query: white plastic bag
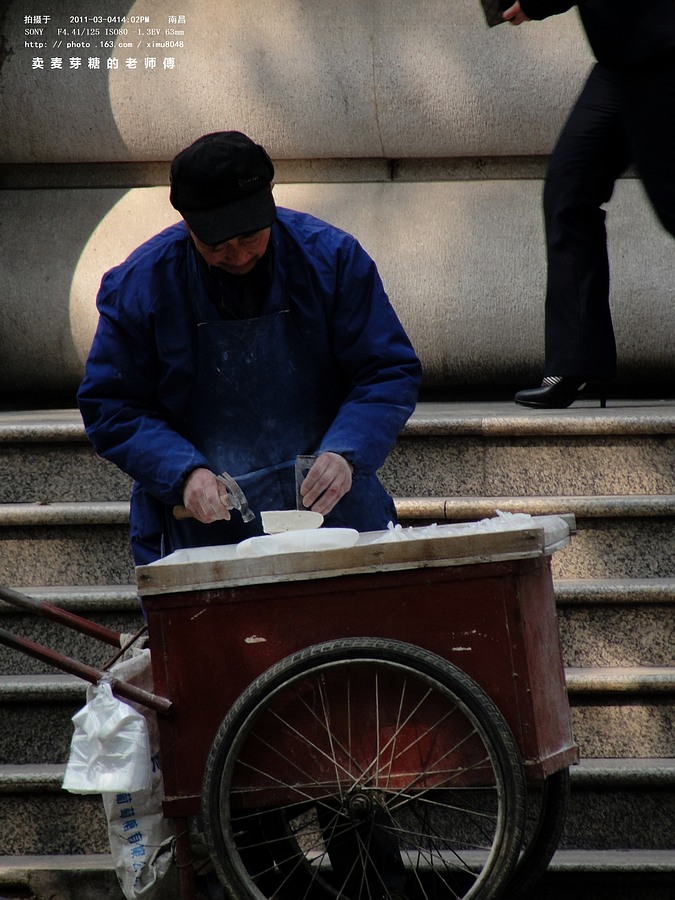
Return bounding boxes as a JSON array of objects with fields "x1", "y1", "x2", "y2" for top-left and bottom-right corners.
[
  {"x1": 101, "y1": 646, "x2": 178, "y2": 899},
  {"x1": 62, "y1": 677, "x2": 152, "y2": 794}
]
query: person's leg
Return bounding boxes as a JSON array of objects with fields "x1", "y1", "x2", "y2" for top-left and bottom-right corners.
[{"x1": 542, "y1": 64, "x2": 631, "y2": 378}]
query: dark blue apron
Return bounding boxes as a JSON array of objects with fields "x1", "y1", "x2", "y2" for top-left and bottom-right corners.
[{"x1": 161, "y1": 247, "x2": 396, "y2": 553}]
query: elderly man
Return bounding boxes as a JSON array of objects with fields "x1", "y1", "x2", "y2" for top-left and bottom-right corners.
[{"x1": 78, "y1": 131, "x2": 421, "y2": 563}]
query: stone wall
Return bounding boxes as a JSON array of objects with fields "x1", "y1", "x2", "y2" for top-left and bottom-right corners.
[{"x1": 1, "y1": 0, "x2": 673, "y2": 392}]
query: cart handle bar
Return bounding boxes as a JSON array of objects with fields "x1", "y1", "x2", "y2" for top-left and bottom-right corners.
[
  {"x1": 0, "y1": 626, "x2": 172, "y2": 715},
  {"x1": 0, "y1": 584, "x2": 121, "y2": 647}
]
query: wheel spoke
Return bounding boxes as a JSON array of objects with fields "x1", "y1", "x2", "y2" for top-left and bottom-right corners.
[{"x1": 202, "y1": 638, "x2": 526, "y2": 900}]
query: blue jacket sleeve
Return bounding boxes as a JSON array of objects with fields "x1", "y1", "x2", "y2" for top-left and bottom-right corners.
[
  {"x1": 314, "y1": 237, "x2": 422, "y2": 474},
  {"x1": 77, "y1": 249, "x2": 210, "y2": 505}
]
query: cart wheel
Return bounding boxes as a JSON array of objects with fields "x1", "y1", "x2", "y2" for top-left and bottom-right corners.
[
  {"x1": 504, "y1": 768, "x2": 570, "y2": 898},
  {"x1": 202, "y1": 638, "x2": 526, "y2": 900}
]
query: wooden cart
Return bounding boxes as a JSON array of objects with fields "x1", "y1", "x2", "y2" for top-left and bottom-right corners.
[
  {"x1": 139, "y1": 514, "x2": 578, "y2": 900},
  {"x1": 1, "y1": 514, "x2": 578, "y2": 900}
]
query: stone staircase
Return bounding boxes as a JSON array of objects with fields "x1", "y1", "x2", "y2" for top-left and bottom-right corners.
[{"x1": 0, "y1": 399, "x2": 673, "y2": 899}]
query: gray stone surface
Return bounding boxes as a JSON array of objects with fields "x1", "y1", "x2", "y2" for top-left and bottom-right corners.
[
  {"x1": 0, "y1": 859, "x2": 125, "y2": 900},
  {"x1": 556, "y1": 577, "x2": 675, "y2": 604},
  {"x1": 1, "y1": 769, "x2": 672, "y2": 856},
  {"x1": 558, "y1": 604, "x2": 675, "y2": 668},
  {"x1": 2, "y1": 179, "x2": 675, "y2": 390},
  {"x1": 0, "y1": 508, "x2": 671, "y2": 583},
  {"x1": 381, "y1": 434, "x2": 675, "y2": 498},
  {"x1": 0, "y1": 398, "x2": 671, "y2": 887},
  {"x1": 404, "y1": 399, "x2": 675, "y2": 435},
  {"x1": 0, "y1": 701, "x2": 81, "y2": 765},
  {"x1": 0, "y1": 523, "x2": 134, "y2": 586},
  {"x1": 0, "y1": 792, "x2": 109, "y2": 855},
  {"x1": 1, "y1": 855, "x2": 672, "y2": 900},
  {"x1": 551, "y1": 520, "x2": 675, "y2": 580},
  {"x1": 0, "y1": 609, "x2": 143, "y2": 676},
  {"x1": 570, "y1": 703, "x2": 675, "y2": 758},
  {"x1": 0, "y1": 186, "x2": 178, "y2": 391},
  {"x1": 1, "y1": 2, "x2": 674, "y2": 391},
  {"x1": 0, "y1": 0, "x2": 590, "y2": 163},
  {"x1": 0, "y1": 444, "x2": 131, "y2": 503},
  {"x1": 561, "y1": 790, "x2": 675, "y2": 851}
]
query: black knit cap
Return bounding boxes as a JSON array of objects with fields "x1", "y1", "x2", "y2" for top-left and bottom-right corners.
[{"x1": 170, "y1": 131, "x2": 276, "y2": 245}]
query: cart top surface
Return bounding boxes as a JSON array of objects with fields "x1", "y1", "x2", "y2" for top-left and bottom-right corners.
[{"x1": 136, "y1": 513, "x2": 574, "y2": 596}]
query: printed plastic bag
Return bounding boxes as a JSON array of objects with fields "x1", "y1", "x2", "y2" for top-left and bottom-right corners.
[
  {"x1": 62, "y1": 677, "x2": 152, "y2": 794},
  {"x1": 103, "y1": 787, "x2": 176, "y2": 899},
  {"x1": 101, "y1": 646, "x2": 178, "y2": 899}
]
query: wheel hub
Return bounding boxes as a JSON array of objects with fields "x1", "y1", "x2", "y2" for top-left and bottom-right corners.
[{"x1": 347, "y1": 790, "x2": 375, "y2": 820}]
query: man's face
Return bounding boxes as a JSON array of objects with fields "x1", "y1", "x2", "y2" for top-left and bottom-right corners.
[{"x1": 188, "y1": 226, "x2": 271, "y2": 275}]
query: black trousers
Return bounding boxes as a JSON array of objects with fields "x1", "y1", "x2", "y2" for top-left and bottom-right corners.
[{"x1": 542, "y1": 50, "x2": 675, "y2": 378}]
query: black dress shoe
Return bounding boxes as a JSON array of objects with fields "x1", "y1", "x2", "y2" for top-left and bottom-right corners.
[{"x1": 514, "y1": 376, "x2": 607, "y2": 409}]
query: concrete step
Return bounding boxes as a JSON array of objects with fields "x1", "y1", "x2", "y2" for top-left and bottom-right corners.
[
  {"x1": 556, "y1": 578, "x2": 675, "y2": 667},
  {"x1": 1, "y1": 579, "x2": 672, "y2": 674},
  {"x1": 566, "y1": 667, "x2": 675, "y2": 694},
  {"x1": 0, "y1": 764, "x2": 109, "y2": 856},
  {"x1": 0, "y1": 585, "x2": 142, "y2": 675},
  {"x1": 385, "y1": 433, "x2": 675, "y2": 500},
  {"x1": 400, "y1": 400, "x2": 675, "y2": 437},
  {"x1": 0, "y1": 584, "x2": 139, "y2": 613},
  {"x1": 3, "y1": 681, "x2": 668, "y2": 763},
  {"x1": 397, "y1": 494, "x2": 675, "y2": 518},
  {"x1": 0, "y1": 409, "x2": 130, "y2": 504},
  {"x1": 382, "y1": 399, "x2": 675, "y2": 498},
  {"x1": 537, "y1": 849, "x2": 675, "y2": 900},
  {"x1": 1, "y1": 402, "x2": 672, "y2": 585},
  {"x1": 0, "y1": 402, "x2": 671, "y2": 893},
  {"x1": 0, "y1": 503, "x2": 133, "y2": 586},
  {"x1": 1, "y1": 495, "x2": 674, "y2": 584},
  {"x1": 0, "y1": 759, "x2": 672, "y2": 858},
  {"x1": 0, "y1": 854, "x2": 121, "y2": 900},
  {"x1": 0, "y1": 850, "x2": 673, "y2": 900},
  {"x1": 0, "y1": 444, "x2": 131, "y2": 505},
  {"x1": 563, "y1": 759, "x2": 675, "y2": 852},
  {"x1": 396, "y1": 495, "x2": 675, "y2": 579},
  {"x1": 0, "y1": 676, "x2": 87, "y2": 766},
  {"x1": 566, "y1": 666, "x2": 675, "y2": 759},
  {"x1": 1, "y1": 668, "x2": 672, "y2": 765},
  {"x1": 2, "y1": 402, "x2": 675, "y2": 503}
]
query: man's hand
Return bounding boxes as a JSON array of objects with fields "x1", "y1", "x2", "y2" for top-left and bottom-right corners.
[
  {"x1": 503, "y1": 2, "x2": 530, "y2": 25},
  {"x1": 182, "y1": 467, "x2": 232, "y2": 523},
  {"x1": 299, "y1": 452, "x2": 353, "y2": 516}
]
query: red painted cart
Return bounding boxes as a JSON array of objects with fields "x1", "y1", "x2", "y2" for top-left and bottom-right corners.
[{"x1": 0, "y1": 514, "x2": 578, "y2": 900}]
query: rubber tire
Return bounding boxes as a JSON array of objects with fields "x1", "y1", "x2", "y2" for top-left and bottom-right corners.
[
  {"x1": 202, "y1": 637, "x2": 527, "y2": 900},
  {"x1": 504, "y1": 768, "x2": 570, "y2": 898}
]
